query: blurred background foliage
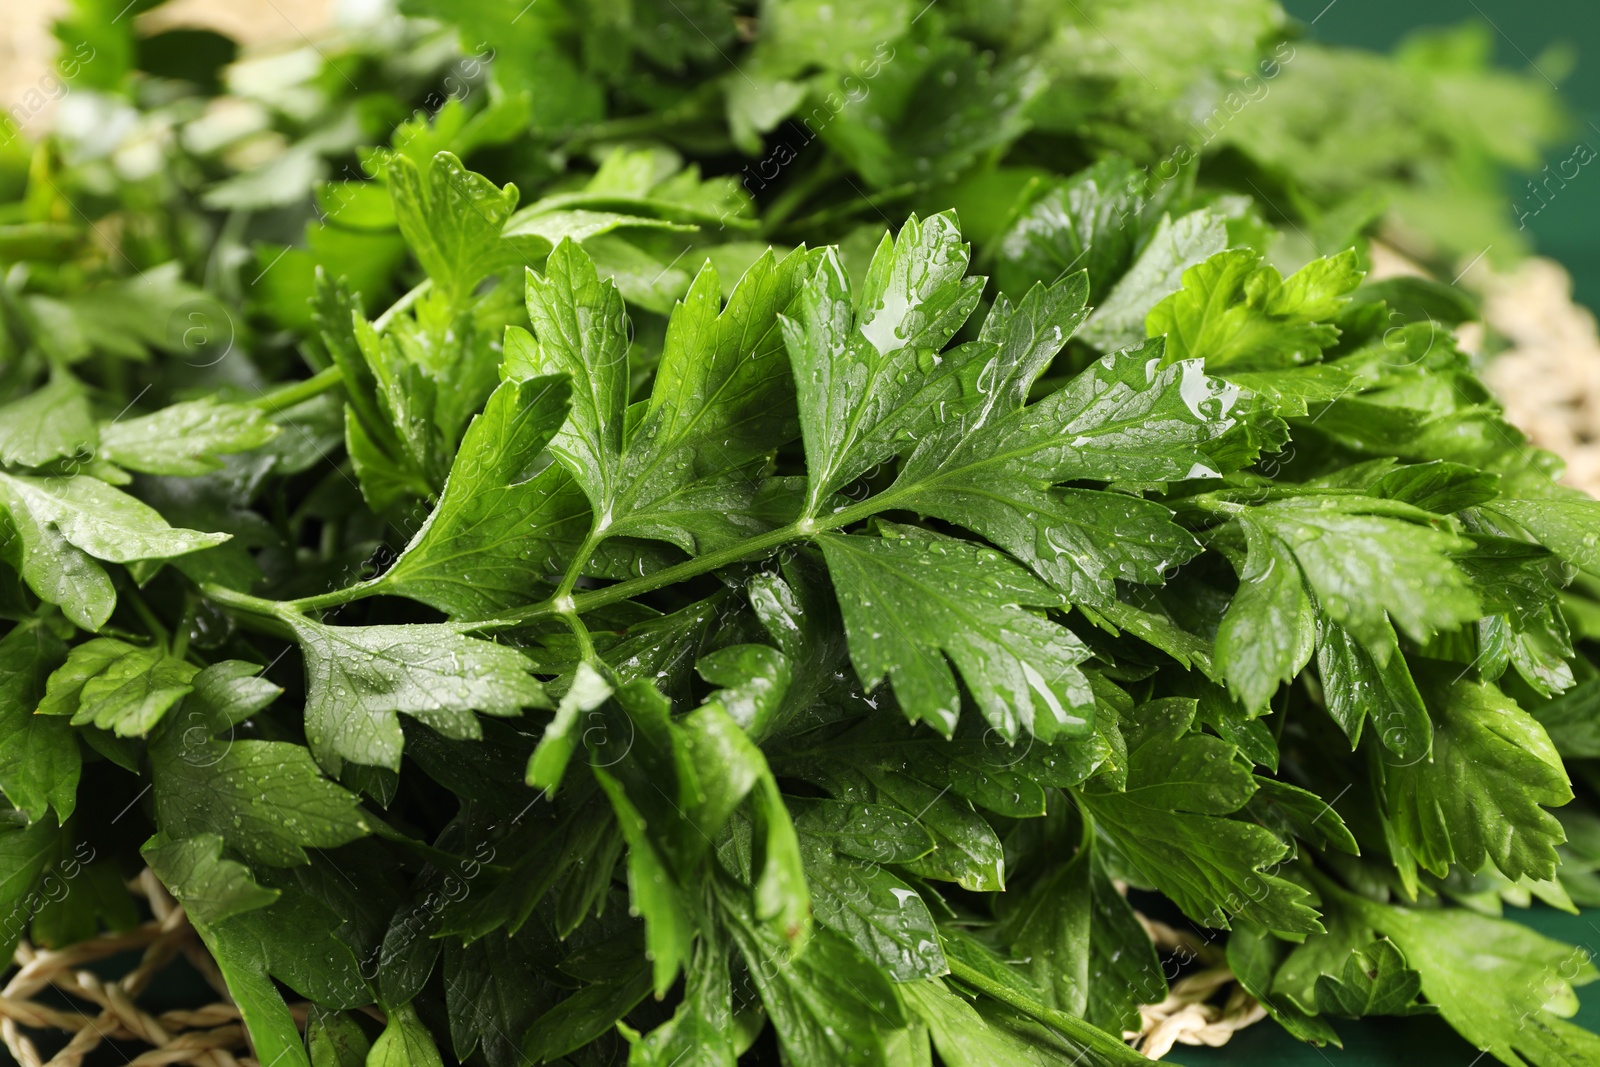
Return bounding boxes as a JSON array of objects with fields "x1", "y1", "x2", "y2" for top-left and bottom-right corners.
[
  {"x1": 0, "y1": 0, "x2": 1582, "y2": 325},
  {"x1": 1283, "y1": 0, "x2": 1599, "y2": 310}
]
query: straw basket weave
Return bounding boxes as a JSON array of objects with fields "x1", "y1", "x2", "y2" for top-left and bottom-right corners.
[{"x1": 0, "y1": 871, "x2": 294, "y2": 1067}]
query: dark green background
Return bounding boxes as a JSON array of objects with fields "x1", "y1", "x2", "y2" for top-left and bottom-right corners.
[
  {"x1": 1174, "y1": 5, "x2": 1600, "y2": 1063},
  {"x1": 1289, "y1": 0, "x2": 1600, "y2": 309},
  {"x1": 1172, "y1": 907, "x2": 1600, "y2": 1065}
]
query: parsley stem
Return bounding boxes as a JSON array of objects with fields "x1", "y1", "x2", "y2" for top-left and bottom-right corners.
[
  {"x1": 565, "y1": 522, "x2": 808, "y2": 616},
  {"x1": 203, "y1": 486, "x2": 893, "y2": 630},
  {"x1": 247, "y1": 279, "x2": 432, "y2": 415},
  {"x1": 125, "y1": 588, "x2": 170, "y2": 649},
  {"x1": 553, "y1": 524, "x2": 609, "y2": 602},
  {"x1": 195, "y1": 584, "x2": 300, "y2": 639},
  {"x1": 245, "y1": 281, "x2": 435, "y2": 417},
  {"x1": 202, "y1": 584, "x2": 293, "y2": 618},
  {"x1": 285, "y1": 576, "x2": 390, "y2": 614},
  {"x1": 562, "y1": 106, "x2": 705, "y2": 152},
  {"x1": 782, "y1": 178, "x2": 921, "y2": 234},
  {"x1": 1185, "y1": 494, "x2": 1249, "y2": 517},
  {"x1": 374, "y1": 279, "x2": 432, "y2": 331},
  {"x1": 250, "y1": 366, "x2": 342, "y2": 411},
  {"x1": 475, "y1": 493, "x2": 890, "y2": 629},
  {"x1": 467, "y1": 522, "x2": 812, "y2": 630},
  {"x1": 562, "y1": 612, "x2": 597, "y2": 662},
  {"x1": 760, "y1": 156, "x2": 844, "y2": 236},
  {"x1": 171, "y1": 594, "x2": 195, "y2": 660},
  {"x1": 241, "y1": 279, "x2": 435, "y2": 421}
]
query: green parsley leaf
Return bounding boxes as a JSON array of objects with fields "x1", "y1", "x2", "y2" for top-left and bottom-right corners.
[
  {"x1": 0, "y1": 622, "x2": 79, "y2": 823},
  {"x1": 1313, "y1": 938, "x2": 1434, "y2": 1018},
  {"x1": 1316, "y1": 616, "x2": 1432, "y2": 761},
  {"x1": 0, "y1": 473, "x2": 228, "y2": 630},
  {"x1": 1080, "y1": 210, "x2": 1229, "y2": 351},
  {"x1": 593, "y1": 763, "x2": 695, "y2": 998},
  {"x1": 150, "y1": 731, "x2": 370, "y2": 867},
  {"x1": 1147, "y1": 248, "x2": 1363, "y2": 370},
  {"x1": 1380, "y1": 668, "x2": 1572, "y2": 885},
  {"x1": 797, "y1": 824, "x2": 946, "y2": 982},
  {"x1": 884, "y1": 295, "x2": 1223, "y2": 608},
  {"x1": 1225, "y1": 925, "x2": 1341, "y2": 1047},
  {"x1": 443, "y1": 930, "x2": 553, "y2": 1067},
  {"x1": 370, "y1": 1002, "x2": 446, "y2": 1067},
  {"x1": 98, "y1": 399, "x2": 279, "y2": 476},
  {"x1": 718, "y1": 875, "x2": 905, "y2": 1067},
  {"x1": 142, "y1": 833, "x2": 281, "y2": 925},
  {"x1": 37, "y1": 637, "x2": 197, "y2": 737},
  {"x1": 284, "y1": 616, "x2": 549, "y2": 772},
  {"x1": 818, "y1": 523, "x2": 1094, "y2": 741},
  {"x1": 1218, "y1": 495, "x2": 1481, "y2": 669},
  {"x1": 177, "y1": 660, "x2": 282, "y2": 738},
  {"x1": 144, "y1": 831, "x2": 341, "y2": 1067},
  {"x1": 1215, "y1": 511, "x2": 1316, "y2": 712},
  {"x1": 782, "y1": 212, "x2": 983, "y2": 516},
  {"x1": 516, "y1": 240, "x2": 817, "y2": 556},
  {"x1": 1081, "y1": 699, "x2": 1322, "y2": 934},
  {"x1": 0, "y1": 375, "x2": 96, "y2": 467},
  {"x1": 997, "y1": 833, "x2": 1165, "y2": 1032},
  {"x1": 307, "y1": 1006, "x2": 372, "y2": 1067},
  {"x1": 379, "y1": 375, "x2": 574, "y2": 617},
  {"x1": 389, "y1": 151, "x2": 542, "y2": 307},
  {"x1": 993, "y1": 159, "x2": 1149, "y2": 298},
  {"x1": 1483, "y1": 496, "x2": 1600, "y2": 578},
  {"x1": 1339, "y1": 886, "x2": 1600, "y2": 1067},
  {"x1": 0, "y1": 817, "x2": 60, "y2": 959},
  {"x1": 525, "y1": 661, "x2": 612, "y2": 793}
]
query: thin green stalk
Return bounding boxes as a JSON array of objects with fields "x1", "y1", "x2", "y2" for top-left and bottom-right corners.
[
  {"x1": 205, "y1": 480, "x2": 901, "y2": 631},
  {"x1": 249, "y1": 366, "x2": 343, "y2": 411},
  {"x1": 553, "y1": 523, "x2": 610, "y2": 603},
  {"x1": 563, "y1": 521, "x2": 807, "y2": 616},
  {"x1": 562, "y1": 106, "x2": 704, "y2": 152},
  {"x1": 196, "y1": 585, "x2": 298, "y2": 638},
  {"x1": 202, "y1": 584, "x2": 285, "y2": 615},
  {"x1": 373, "y1": 279, "x2": 432, "y2": 331},
  {"x1": 1273, "y1": 683, "x2": 1292, "y2": 745},
  {"x1": 562, "y1": 611, "x2": 597, "y2": 663},
  {"x1": 284, "y1": 576, "x2": 392, "y2": 614},
  {"x1": 124, "y1": 588, "x2": 170, "y2": 649},
  {"x1": 1185, "y1": 494, "x2": 1249, "y2": 518},
  {"x1": 478, "y1": 491, "x2": 893, "y2": 629},
  {"x1": 171, "y1": 594, "x2": 195, "y2": 660},
  {"x1": 473, "y1": 521, "x2": 811, "y2": 630},
  {"x1": 252, "y1": 278, "x2": 433, "y2": 418},
  {"x1": 760, "y1": 156, "x2": 844, "y2": 237},
  {"x1": 782, "y1": 179, "x2": 921, "y2": 234}
]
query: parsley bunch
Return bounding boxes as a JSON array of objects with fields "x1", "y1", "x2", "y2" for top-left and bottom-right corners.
[{"x1": 1, "y1": 3, "x2": 1598, "y2": 1066}]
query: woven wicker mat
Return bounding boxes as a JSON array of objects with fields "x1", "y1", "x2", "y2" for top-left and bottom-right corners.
[{"x1": 0, "y1": 871, "x2": 287, "y2": 1067}]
